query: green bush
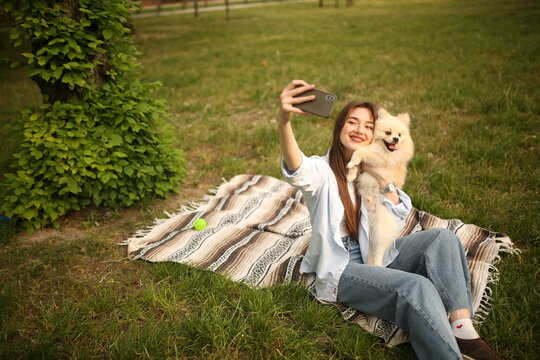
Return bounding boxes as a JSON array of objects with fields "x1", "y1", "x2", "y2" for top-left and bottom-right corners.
[{"x1": 1, "y1": 0, "x2": 185, "y2": 232}]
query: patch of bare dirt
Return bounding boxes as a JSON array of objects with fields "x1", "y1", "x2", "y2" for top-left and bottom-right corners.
[{"x1": 14, "y1": 183, "x2": 214, "y2": 246}]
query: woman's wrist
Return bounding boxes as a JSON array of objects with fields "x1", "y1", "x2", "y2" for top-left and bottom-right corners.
[
  {"x1": 278, "y1": 108, "x2": 291, "y2": 124},
  {"x1": 376, "y1": 176, "x2": 391, "y2": 189},
  {"x1": 380, "y1": 182, "x2": 397, "y2": 194},
  {"x1": 381, "y1": 182, "x2": 400, "y2": 205}
]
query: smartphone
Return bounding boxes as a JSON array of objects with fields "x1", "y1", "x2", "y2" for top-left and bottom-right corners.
[{"x1": 293, "y1": 86, "x2": 337, "y2": 118}]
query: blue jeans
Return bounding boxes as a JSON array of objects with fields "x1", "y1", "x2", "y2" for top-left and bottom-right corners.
[{"x1": 337, "y1": 228, "x2": 472, "y2": 360}]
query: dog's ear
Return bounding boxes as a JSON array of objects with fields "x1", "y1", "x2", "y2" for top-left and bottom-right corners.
[
  {"x1": 397, "y1": 113, "x2": 411, "y2": 126},
  {"x1": 378, "y1": 108, "x2": 389, "y2": 118}
]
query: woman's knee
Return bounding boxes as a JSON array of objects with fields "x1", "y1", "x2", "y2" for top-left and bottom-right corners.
[
  {"x1": 424, "y1": 227, "x2": 456, "y2": 240},
  {"x1": 428, "y1": 228, "x2": 462, "y2": 251}
]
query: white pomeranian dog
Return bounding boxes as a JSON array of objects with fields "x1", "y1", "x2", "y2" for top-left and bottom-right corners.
[{"x1": 346, "y1": 108, "x2": 414, "y2": 266}]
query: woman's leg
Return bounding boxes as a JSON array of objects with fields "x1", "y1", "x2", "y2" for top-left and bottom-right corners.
[
  {"x1": 388, "y1": 228, "x2": 473, "y2": 315},
  {"x1": 337, "y1": 262, "x2": 462, "y2": 360},
  {"x1": 388, "y1": 229, "x2": 501, "y2": 359}
]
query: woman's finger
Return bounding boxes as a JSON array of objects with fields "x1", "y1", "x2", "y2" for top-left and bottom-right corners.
[
  {"x1": 283, "y1": 104, "x2": 310, "y2": 115},
  {"x1": 288, "y1": 83, "x2": 315, "y2": 97},
  {"x1": 288, "y1": 79, "x2": 310, "y2": 90},
  {"x1": 290, "y1": 95, "x2": 316, "y2": 104}
]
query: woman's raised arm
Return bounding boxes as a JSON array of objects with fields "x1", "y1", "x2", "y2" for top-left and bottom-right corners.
[{"x1": 278, "y1": 80, "x2": 315, "y2": 172}]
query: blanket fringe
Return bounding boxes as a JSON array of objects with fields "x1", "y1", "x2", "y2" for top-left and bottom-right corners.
[
  {"x1": 473, "y1": 234, "x2": 519, "y2": 325},
  {"x1": 474, "y1": 263, "x2": 498, "y2": 324},
  {"x1": 118, "y1": 180, "x2": 227, "y2": 247}
]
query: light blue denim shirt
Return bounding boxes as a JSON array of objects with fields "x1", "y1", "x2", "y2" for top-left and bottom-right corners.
[{"x1": 281, "y1": 151, "x2": 412, "y2": 302}]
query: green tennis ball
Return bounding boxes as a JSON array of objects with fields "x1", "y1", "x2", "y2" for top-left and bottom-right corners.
[{"x1": 193, "y1": 218, "x2": 207, "y2": 231}]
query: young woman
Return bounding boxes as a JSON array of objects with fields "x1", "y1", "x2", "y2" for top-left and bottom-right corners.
[{"x1": 278, "y1": 79, "x2": 500, "y2": 360}]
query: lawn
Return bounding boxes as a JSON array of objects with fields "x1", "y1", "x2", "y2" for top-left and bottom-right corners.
[{"x1": 0, "y1": 0, "x2": 538, "y2": 358}]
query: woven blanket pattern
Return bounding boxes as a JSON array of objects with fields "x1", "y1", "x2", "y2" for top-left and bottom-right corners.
[{"x1": 125, "y1": 174, "x2": 517, "y2": 346}]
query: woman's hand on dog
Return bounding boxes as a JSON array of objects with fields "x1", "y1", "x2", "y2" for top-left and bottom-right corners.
[
  {"x1": 278, "y1": 80, "x2": 316, "y2": 123},
  {"x1": 363, "y1": 165, "x2": 401, "y2": 205},
  {"x1": 363, "y1": 165, "x2": 392, "y2": 187}
]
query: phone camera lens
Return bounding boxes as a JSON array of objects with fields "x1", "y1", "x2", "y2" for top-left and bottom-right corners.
[{"x1": 326, "y1": 95, "x2": 335, "y2": 101}]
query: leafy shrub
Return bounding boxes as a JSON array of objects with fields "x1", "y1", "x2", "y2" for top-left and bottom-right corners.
[{"x1": 1, "y1": 0, "x2": 185, "y2": 232}]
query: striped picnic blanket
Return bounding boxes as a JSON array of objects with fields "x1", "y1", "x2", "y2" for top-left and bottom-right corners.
[{"x1": 125, "y1": 174, "x2": 517, "y2": 346}]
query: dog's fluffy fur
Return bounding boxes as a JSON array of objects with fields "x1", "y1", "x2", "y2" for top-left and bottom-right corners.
[{"x1": 346, "y1": 108, "x2": 414, "y2": 266}]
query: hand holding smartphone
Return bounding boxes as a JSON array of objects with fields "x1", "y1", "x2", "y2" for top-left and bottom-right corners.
[{"x1": 292, "y1": 85, "x2": 337, "y2": 118}]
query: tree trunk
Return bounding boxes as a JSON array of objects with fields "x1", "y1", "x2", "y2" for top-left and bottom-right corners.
[{"x1": 31, "y1": 0, "x2": 111, "y2": 104}]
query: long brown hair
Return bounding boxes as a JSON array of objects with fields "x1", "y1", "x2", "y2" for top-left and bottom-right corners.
[{"x1": 328, "y1": 101, "x2": 378, "y2": 240}]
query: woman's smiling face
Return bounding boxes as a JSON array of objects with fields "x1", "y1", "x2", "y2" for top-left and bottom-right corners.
[{"x1": 339, "y1": 107, "x2": 374, "y2": 161}]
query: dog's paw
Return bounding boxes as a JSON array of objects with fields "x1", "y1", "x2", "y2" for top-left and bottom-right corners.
[
  {"x1": 346, "y1": 167, "x2": 358, "y2": 182},
  {"x1": 350, "y1": 151, "x2": 364, "y2": 165}
]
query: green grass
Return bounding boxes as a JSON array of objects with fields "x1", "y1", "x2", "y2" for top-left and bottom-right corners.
[{"x1": 0, "y1": 0, "x2": 539, "y2": 358}]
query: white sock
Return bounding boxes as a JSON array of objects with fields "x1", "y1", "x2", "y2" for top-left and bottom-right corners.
[{"x1": 451, "y1": 318, "x2": 480, "y2": 340}]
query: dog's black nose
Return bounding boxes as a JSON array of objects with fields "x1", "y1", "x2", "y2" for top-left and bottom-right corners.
[{"x1": 393, "y1": 137, "x2": 400, "y2": 143}]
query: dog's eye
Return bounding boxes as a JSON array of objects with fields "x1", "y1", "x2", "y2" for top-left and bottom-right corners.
[
  {"x1": 385, "y1": 131, "x2": 391, "y2": 135},
  {"x1": 398, "y1": 133, "x2": 401, "y2": 137}
]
